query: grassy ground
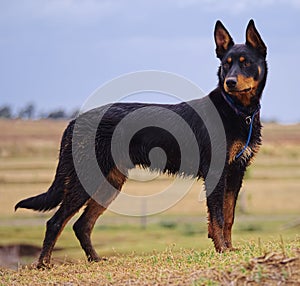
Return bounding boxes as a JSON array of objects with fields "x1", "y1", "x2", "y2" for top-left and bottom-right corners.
[
  {"x1": 1, "y1": 238, "x2": 300, "y2": 285},
  {"x1": 0, "y1": 119, "x2": 299, "y2": 285}
]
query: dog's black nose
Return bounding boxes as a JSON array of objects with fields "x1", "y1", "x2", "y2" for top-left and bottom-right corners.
[{"x1": 226, "y1": 77, "x2": 237, "y2": 88}]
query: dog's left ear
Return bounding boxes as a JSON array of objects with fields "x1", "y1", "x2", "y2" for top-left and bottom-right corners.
[
  {"x1": 246, "y1": 19, "x2": 267, "y2": 57},
  {"x1": 214, "y1": 20, "x2": 234, "y2": 59}
]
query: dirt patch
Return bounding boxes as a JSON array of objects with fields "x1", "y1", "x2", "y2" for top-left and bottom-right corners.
[{"x1": 0, "y1": 244, "x2": 41, "y2": 269}]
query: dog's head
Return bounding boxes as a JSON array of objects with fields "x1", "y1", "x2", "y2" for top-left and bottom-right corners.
[{"x1": 214, "y1": 20, "x2": 267, "y2": 107}]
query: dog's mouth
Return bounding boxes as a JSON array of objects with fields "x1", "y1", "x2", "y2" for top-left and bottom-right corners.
[
  {"x1": 225, "y1": 86, "x2": 254, "y2": 106},
  {"x1": 227, "y1": 87, "x2": 252, "y2": 94},
  {"x1": 240, "y1": 87, "x2": 252, "y2": 93}
]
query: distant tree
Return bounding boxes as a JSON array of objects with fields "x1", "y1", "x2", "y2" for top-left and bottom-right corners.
[
  {"x1": 47, "y1": 109, "x2": 67, "y2": 119},
  {"x1": 0, "y1": 106, "x2": 12, "y2": 118},
  {"x1": 18, "y1": 103, "x2": 35, "y2": 119},
  {"x1": 69, "y1": 108, "x2": 80, "y2": 119}
]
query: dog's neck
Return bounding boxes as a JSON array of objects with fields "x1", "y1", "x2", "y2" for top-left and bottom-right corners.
[{"x1": 221, "y1": 90, "x2": 261, "y2": 123}]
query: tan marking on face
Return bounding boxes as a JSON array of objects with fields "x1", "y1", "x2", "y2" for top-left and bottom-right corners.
[
  {"x1": 258, "y1": 66, "x2": 261, "y2": 76},
  {"x1": 227, "y1": 57, "x2": 232, "y2": 64},
  {"x1": 239, "y1": 56, "x2": 245, "y2": 62},
  {"x1": 224, "y1": 75, "x2": 259, "y2": 106},
  {"x1": 236, "y1": 74, "x2": 258, "y2": 91}
]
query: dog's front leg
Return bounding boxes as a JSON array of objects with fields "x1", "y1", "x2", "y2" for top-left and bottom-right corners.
[
  {"x1": 206, "y1": 176, "x2": 227, "y2": 252},
  {"x1": 223, "y1": 164, "x2": 245, "y2": 249},
  {"x1": 223, "y1": 189, "x2": 238, "y2": 249}
]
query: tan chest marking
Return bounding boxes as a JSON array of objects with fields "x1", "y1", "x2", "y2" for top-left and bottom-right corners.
[{"x1": 228, "y1": 140, "x2": 260, "y2": 164}]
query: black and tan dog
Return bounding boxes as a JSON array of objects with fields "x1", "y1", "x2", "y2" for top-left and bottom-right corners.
[{"x1": 16, "y1": 19, "x2": 267, "y2": 268}]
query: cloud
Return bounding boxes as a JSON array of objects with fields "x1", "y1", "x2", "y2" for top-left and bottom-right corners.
[
  {"x1": 2, "y1": 0, "x2": 300, "y2": 25},
  {"x1": 0, "y1": 0, "x2": 124, "y2": 26},
  {"x1": 39, "y1": 0, "x2": 122, "y2": 21},
  {"x1": 175, "y1": 0, "x2": 300, "y2": 13}
]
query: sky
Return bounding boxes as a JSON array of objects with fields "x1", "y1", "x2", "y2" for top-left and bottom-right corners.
[{"x1": 0, "y1": 0, "x2": 299, "y2": 123}]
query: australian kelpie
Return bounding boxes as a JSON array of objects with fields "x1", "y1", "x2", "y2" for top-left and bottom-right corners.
[{"x1": 16, "y1": 19, "x2": 267, "y2": 268}]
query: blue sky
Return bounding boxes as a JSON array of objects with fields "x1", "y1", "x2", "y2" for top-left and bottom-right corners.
[{"x1": 0, "y1": 0, "x2": 299, "y2": 123}]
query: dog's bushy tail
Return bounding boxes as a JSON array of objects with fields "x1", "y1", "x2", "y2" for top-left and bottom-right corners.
[
  {"x1": 15, "y1": 153, "x2": 67, "y2": 211},
  {"x1": 15, "y1": 120, "x2": 75, "y2": 212},
  {"x1": 15, "y1": 179, "x2": 64, "y2": 212}
]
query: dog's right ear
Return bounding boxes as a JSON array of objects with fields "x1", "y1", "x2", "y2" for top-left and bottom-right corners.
[
  {"x1": 246, "y1": 19, "x2": 267, "y2": 58},
  {"x1": 214, "y1": 20, "x2": 234, "y2": 60}
]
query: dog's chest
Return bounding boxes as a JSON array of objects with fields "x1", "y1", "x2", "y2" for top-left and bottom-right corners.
[{"x1": 228, "y1": 140, "x2": 260, "y2": 165}]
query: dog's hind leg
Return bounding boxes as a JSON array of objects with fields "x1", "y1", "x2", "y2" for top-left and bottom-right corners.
[
  {"x1": 37, "y1": 189, "x2": 90, "y2": 268},
  {"x1": 73, "y1": 167, "x2": 127, "y2": 262},
  {"x1": 73, "y1": 199, "x2": 106, "y2": 262}
]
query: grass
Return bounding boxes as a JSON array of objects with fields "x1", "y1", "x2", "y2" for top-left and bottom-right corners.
[
  {"x1": 0, "y1": 119, "x2": 300, "y2": 284},
  {"x1": 0, "y1": 215, "x2": 298, "y2": 255},
  {"x1": 0, "y1": 237, "x2": 299, "y2": 285}
]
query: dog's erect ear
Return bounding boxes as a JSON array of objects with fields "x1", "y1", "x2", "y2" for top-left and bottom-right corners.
[
  {"x1": 246, "y1": 19, "x2": 267, "y2": 57},
  {"x1": 214, "y1": 20, "x2": 234, "y2": 59}
]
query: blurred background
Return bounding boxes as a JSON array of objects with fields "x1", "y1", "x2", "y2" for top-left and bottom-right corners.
[
  {"x1": 0, "y1": 0, "x2": 300, "y2": 122},
  {"x1": 0, "y1": 0, "x2": 299, "y2": 269}
]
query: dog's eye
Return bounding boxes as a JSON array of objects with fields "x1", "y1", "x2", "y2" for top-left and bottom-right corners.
[
  {"x1": 223, "y1": 63, "x2": 230, "y2": 70},
  {"x1": 243, "y1": 61, "x2": 251, "y2": 68}
]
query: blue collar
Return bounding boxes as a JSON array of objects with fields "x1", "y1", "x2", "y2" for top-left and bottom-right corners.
[
  {"x1": 221, "y1": 91, "x2": 261, "y2": 159},
  {"x1": 221, "y1": 91, "x2": 261, "y2": 125}
]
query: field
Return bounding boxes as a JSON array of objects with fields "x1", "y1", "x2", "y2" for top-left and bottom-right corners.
[{"x1": 0, "y1": 119, "x2": 299, "y2": 285}]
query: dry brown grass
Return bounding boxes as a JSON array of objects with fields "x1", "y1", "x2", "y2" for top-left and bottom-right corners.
[{"x1": 1, "y1": 239, "x2": 299, "y2": 285}]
